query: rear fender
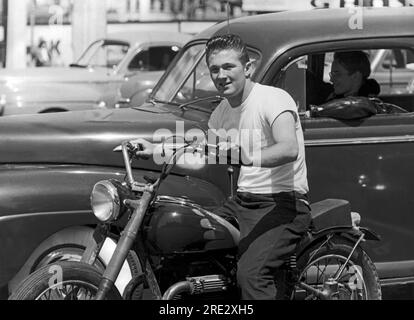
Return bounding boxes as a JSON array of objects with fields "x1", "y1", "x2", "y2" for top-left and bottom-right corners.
[{"x1": 298, "y1": 226, "x2": 381, "y2": 258}]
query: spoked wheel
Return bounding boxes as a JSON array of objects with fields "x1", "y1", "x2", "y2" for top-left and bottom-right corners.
[
  {"x1": 299, "y1": 254, "x2": 368, "y2": 300},
  {"x1": 9, "y1": 261, "x2": 122, "y2": 300},
  {"x1": 37, "y1": 280, "x2": 99, "y2": 300},
  {"x1": 295, "y1": 238, "x2": 382, "y2": 300}
]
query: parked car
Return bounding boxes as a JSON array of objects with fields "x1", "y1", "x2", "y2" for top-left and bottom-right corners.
[
  {"x1": 0, "y1": 31, "x2": 192, "y2": 116},
  {"x1": 1, "y1": 7, "x2": 414, "y2": 299}
]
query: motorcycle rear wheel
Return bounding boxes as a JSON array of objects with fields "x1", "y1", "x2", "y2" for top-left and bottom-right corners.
[
  {"x1": 9, "y1": 261, "x2": 122, "y2": 300},
  {"x1": 295, "y1": 237, "x2": 382, "y2": 300}
]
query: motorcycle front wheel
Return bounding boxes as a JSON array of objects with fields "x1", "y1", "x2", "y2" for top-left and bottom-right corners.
[
  {"x1": 9, "y1": 261, "x2": 122, "y2": 300},
  {"x1": 295, "y1": 237, "x2": 382, "y2": 300}
]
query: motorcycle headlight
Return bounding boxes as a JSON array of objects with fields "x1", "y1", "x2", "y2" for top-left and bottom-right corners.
[{"x1": 91, "y1": 180, "x2": 122, "y2": 222}]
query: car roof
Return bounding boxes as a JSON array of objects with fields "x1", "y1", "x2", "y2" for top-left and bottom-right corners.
[
  {"x1": 193, "y1": 7, "x2": 414, "y2": 59},
  {"x1": 105, "y1": 30, "x2": 193, "y2": 47}
]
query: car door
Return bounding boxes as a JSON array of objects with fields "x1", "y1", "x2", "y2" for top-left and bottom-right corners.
[{"x1": 265, "y1": 37, "x2": 414, "y2": 284}]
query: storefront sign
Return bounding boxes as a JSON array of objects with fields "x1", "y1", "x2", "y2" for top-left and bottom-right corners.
[{"x1": 242, "y1": 0, "x2": 413, "y2": 11}]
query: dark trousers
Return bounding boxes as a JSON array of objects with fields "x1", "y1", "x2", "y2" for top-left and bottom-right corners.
[{"x1": 216, "y1": 191, "x2": 312, "y2": 300}]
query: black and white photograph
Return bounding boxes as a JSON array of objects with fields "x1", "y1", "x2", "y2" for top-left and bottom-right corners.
[{"x1": 0, "y1": 0, "x2": 414, "y2": 308}]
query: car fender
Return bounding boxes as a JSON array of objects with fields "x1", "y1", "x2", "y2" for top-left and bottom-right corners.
[{"x1": 0, "y1": 82, "x2": 103, "y2": 116}]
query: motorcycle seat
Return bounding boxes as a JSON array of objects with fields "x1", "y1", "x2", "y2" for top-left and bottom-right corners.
[{"x1": 310, "y1": 199, "x2": 352, "y2": 231}]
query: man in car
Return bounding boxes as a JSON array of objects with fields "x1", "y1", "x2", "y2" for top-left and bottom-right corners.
[
  {"x1": 307, "y1": 51, "x2": 381, "y2": 106},
  {"x1": 133, "y1": 34, "x2": 311, "y2": 300},
  {"x1": 310, "y1": 51, "x2": 407, "y2": 118},
  {"x1": 327, "y1": 51, "x2": 380, "y2": 100}
]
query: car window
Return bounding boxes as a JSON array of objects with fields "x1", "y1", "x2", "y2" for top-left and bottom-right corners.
[
  {"x1": 173, "y1": 52, "x2": 219, "y2": 104},
  {"x1": 106, "y1": 45, "x2": 129, "y2": 68},
  {"x1": 277, "y1": 47, "x2": 414, "y2": 119},
  {"x1": 128, "y1": 45, "x2": 181, "y2": 72},
  {"x1": 76, "y1": 41, "x2": 130, "y2": 68},
  {"x1": 370, "y1": 49, "x2": 414, "y2": 95},
  {"x1": 153, "y1": 44, "x2": 206, "y2": 102},
  {"x1": 374, "y1": 49, "x2": 414, "y2": 71},
  {"x1": 275, "y1": 56, "x2": 308, "y2": 114}
]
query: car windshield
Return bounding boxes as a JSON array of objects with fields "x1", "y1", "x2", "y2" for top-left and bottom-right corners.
[
  {"x1": 152, "y1": 44, "x2": 210, "y2": 103},
  {"x1": 152, "y1": 43, "x2": 260, "y2": 110},
  {"x1": 75, "y1": 40, "x2": 130, "y2": 69}
]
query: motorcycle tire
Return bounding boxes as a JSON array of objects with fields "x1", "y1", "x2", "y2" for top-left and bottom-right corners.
[
  {"x1": 9, "y1": 261, "x2": 122, "y2": 300},
  {"x1": 9, "y1": 226, "x2": 140, "y2": 296},
  {"x1": 296, "y1": 236, "x2": 382, "y2": 300}
]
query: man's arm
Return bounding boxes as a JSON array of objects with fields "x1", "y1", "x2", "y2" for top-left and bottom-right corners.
[{"x1": 247, "y1": 111, "x2": 299, "y2": 168}]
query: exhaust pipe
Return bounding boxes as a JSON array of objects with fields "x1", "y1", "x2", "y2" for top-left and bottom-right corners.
[
  {"x1": 162, "y1": 281, "x2": 194, "y2": 300},
  {"x1": 162, "y1": 275, "x2": 230, "y2": 300}
]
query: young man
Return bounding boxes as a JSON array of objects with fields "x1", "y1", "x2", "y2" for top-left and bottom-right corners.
[
  {"x1": 327, "y1": 51, "x2": 380, "y2": 100},
  {"x1": 134, "y1": 34, "x2": 311, "y2": 300}
]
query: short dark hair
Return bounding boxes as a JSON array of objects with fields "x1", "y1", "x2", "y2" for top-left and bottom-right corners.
[
  {"x1": 334, "y1": 51, "x2": 371, "y2": 79},
  {"x1": 205, "y1": 34, "x2": 250, "y2": 66}
]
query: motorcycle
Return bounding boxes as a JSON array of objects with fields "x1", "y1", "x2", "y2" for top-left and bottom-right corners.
[{"x1": 10, "y1": 137, "x2": 382, "y2": 300}]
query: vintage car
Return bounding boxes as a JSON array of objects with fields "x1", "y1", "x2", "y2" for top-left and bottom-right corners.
[
  {"x1": 0, "y1": 31, "x2": 192, "y2": 116},
  {"x1": 0, "y1": 7, "x2": 414, "y2": 299}
]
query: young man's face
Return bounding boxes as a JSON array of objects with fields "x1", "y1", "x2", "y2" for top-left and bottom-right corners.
[
  {"x1": 330, "y1": 60, "x2": 361, "y2": 97},
  {"x1": 207, "y1": 49, "x2": 249, "y2": 100}
]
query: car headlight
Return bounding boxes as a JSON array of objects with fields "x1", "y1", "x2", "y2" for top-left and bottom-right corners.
[
  {"x1": 91, "y1": 180, "x2": 128, "y2": 223},
  {"x1": 97, "y1": 101, "x2": 107, "y2": 109}
]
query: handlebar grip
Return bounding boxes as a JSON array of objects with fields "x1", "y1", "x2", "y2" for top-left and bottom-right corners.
[{"x1": 126, "y1": 142, "x2": 144, "y2": 153}]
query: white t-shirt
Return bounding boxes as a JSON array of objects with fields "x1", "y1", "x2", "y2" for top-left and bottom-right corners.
[{"x1": 208, "y1": 83, "x2": 309, "y2": 195}]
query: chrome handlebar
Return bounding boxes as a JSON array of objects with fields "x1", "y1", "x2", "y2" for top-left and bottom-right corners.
[{"x1": 114, "y1": 139, "x2": 209, "y2": 192}]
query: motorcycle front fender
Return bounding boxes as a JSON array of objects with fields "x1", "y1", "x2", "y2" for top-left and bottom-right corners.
[{"x1": 81, "y1": 224, "x2": 109, "y2": 265}]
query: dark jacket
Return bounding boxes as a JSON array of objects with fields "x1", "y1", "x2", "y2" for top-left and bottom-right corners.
[{"x1": 327, "y1": 78, "x2": 381, "y2": 101}]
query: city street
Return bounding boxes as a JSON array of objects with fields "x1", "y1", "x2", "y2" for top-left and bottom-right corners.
[{"x1": 0, "y1": 0, "x2": 414, "y2": 302}]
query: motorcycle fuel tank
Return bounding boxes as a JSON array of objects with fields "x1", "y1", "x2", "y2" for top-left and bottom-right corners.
[{"x1": 143, "y1": 196, "x2": 239, "y2": 255}]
